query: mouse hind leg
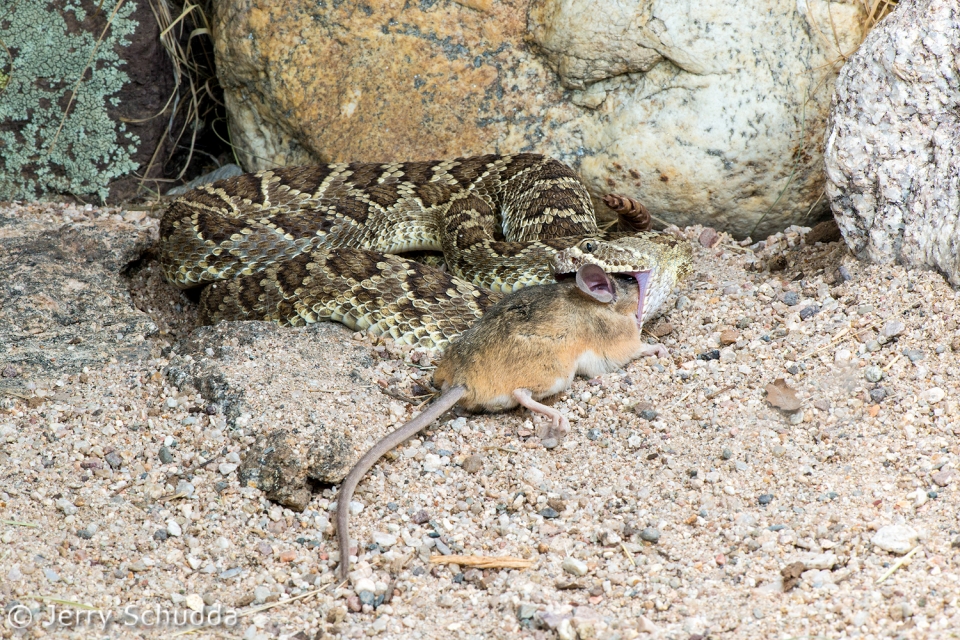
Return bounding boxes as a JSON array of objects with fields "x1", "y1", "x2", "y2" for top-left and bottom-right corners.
[{"x1": 512, "y1": 388, "x2": 569, "y2": 448}]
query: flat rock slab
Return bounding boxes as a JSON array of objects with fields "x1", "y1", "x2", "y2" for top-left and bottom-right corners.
[
  {"x1": 0, "y1": 205, "x2": 158, "y2": 396},
  {"x1": 164, "y1": 321, "x2": 425, "y2": 510}
]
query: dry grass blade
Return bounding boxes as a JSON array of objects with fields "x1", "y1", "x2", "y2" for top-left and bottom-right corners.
[
  {"x1": 24, "y1": 596, "x2": 98, "y2": 610},
  {"x1": 142, "y1": 0, "x2": 225, "y2": 193},
  {"x1": 430, "y1": 554, "x2": 534, "y2": 569},
  {"x1": 876, "y1": 545, "x2": 921, "y2": 584},
  {"x1": 2, "y1": 519, "x2": 39, "y2": 528}
]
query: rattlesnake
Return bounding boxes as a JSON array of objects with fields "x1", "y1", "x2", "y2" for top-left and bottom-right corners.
[{"x1": 159, "y1": 154, "x2": 692, "y2": 349}]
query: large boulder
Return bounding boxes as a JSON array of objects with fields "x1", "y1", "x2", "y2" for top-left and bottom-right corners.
[
  {"x1": 0, "y1": 0, "x2": 175, "y2": 202},
  {"x1": 211, "y1": 0, "x2": 864, "y2": 238},
  {"x1": 825, "y1": 0, "x2": 960, "y2": 285}
]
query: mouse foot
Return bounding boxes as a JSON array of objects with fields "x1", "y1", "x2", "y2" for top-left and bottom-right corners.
[
  {"x1": 512, "y1": 388, "x2": 569, "y2": 446},
  {"x1": 638, "y1": 344, "x2": 669, "y2": 359}
]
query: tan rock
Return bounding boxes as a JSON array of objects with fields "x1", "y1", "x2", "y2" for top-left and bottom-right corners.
[{"x1": 213, "y1": 0, "x2": 864, "y2": 237}]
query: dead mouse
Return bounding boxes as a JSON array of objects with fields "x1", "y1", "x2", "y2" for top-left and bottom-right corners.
[{"x1": 336, "y1": 263, "x2": 666, "y2": 579}]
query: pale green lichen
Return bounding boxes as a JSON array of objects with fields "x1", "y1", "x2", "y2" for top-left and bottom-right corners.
[{"x1": 0, "y1": 1, "x2": 140, "y2": 201}]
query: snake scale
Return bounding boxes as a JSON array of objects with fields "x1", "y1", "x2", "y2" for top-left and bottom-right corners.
[{"x1": 159, "y1": 154, "x2": 692, "y2": 350}]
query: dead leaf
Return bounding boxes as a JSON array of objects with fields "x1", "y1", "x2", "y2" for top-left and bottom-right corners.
[
  {"x1": 781, "y1": 561, "x2": 806, "y2": 592},
  {"x1": 765, "y1": 378, "x2": 801, "y2": 412}
]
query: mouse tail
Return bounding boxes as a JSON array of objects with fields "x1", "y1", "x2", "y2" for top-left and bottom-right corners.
[{"x1": 337, "y1": 384, "x2": 467, "y2": 581}]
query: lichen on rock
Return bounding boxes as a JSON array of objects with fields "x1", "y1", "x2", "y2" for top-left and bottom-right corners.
[{"x1": 0, "y1": 0, "x2": 141, "y2": 201}]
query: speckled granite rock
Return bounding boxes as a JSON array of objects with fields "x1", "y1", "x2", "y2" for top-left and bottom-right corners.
[
  {"x1": 825, "y1": 0, "x2": 960, "y2": 285},
  {"x1": 0, "y1": 210, "x2": 157, "y2": 395},
  {"x1": 213, "y1": 0, "x2": 862, "y2": 237}
]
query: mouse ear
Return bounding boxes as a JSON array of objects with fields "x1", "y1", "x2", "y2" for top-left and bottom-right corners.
[{"x1": 575, "y1": 264, "x2": 617, "y2": 303}]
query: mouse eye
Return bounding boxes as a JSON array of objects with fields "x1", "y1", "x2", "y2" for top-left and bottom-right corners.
[{"x1": 581, "y1": 240, "x2": 595, "y2": 253}]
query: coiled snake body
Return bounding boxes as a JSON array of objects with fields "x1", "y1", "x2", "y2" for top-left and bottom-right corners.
[{"x1": 159, "y1": 154, "x2": 692, "y2": 349}]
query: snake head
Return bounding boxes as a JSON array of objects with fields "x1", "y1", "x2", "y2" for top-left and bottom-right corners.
[{"x1": 552, "y1": 233, "x2": 692, "y2": 327}]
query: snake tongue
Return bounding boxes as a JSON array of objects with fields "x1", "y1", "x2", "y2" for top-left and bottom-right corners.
[{"x1": 630, "y1": 271, "x2": 651, "y2": 328}]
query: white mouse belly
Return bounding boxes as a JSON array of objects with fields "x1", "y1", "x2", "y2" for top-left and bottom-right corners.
[{"x1": 574, "y1": 350, "x2": 618, "y2": 379}]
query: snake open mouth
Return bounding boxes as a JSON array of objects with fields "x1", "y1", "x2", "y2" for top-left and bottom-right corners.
[{"x1": 627, "y1": 271, "x2": 651, "y2": 328}]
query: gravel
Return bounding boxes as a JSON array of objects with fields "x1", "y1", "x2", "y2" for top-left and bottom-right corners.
[{"x1": 1, "y1": 205, "x2": 959, "y2": 638}]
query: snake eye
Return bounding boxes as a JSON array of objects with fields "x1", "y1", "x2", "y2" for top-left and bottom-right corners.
[{"x1": 581, "y1": 240, "x2": 595, "y2": 253}]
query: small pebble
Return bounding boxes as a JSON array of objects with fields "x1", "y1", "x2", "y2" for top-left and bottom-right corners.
[
  {"x1": 782, "y1": 291, "x2": 799, "y2": 306},
  {"x1": 158, "y1": 446, "x2": 174, "y2": 464},
  {"x1": 412, "y1": 510, "x2": 430, "y2": 524},
  {"x1": 346, "y1": 594, "x2": 362, "y2": 612},
  {"x1": 639, "y1": 527, "x2": 660, "y2": 543},
  {"x1": 923, "y1": 387, "x2": 945, "y2": 404},
  {"x1": 697, "y1": 350, "x2": 720, "y2": 361},
  {"x1": 865, "y1": 340, "x2": 881, "y2": 352},
  {"x1": 721, "y1": 448, "x2": 732, "y2": 460},
  {"x1": 517, "y1": 603, "x2": 538, "y2": 620},
  {"x1": 539, "y1": 507, "x2": 559, "y2": 519},
  {"x1": 881, "y1": 321, "x2": 905, "y2": 339},
  {"x1": 864, "y1": 366, "x2": 883, "y2": 383},
  {"x1": 698, "y1": 228, "x2": 719, "y2": 248},
  {"x1": 104, "y1": 451, "x2": 123, "y2": 469},
  {"x1": 871, "y1": 525, "x2": 918, "y2": 555},
  {"x1": 562, "y1": 557, "x2": 588, "y2": 577},
  {"x1": 719, "y1": 329, "x2": 739, "y2": 345},
  {"x1": 799, "y1": 305, "x2": 820, "y2": 320},
  {"x1": 903, "y1": 348, "x2": 924, "y2": 362},
  {"x1": 758, "y1": 494, "x2": 774, "y2": 506},
  {"x1": 461, "y1": 454, "x2": 483, "y2": 473},
  {"x1": 586, "y1": 428, "x2": 601, "y2": 441},
  {"x1": 869, "y1": 387, "x2": 887, "y2": 403},
  {"x1": 638, "y1": 409, "x2": 658, "y2": 421},
  {"x1": 931, "y1": 469, "x2": 954, "y2": 487}
]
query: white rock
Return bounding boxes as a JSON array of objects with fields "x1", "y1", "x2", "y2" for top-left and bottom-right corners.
[
  {"x1": 562, "y1": 556, "x2": 588, "y2": 577},
  {"x1": 353, "y1": 577, "x2": 376, "y2": 595},
  {"x1": 56, "y1": 498, "x2": 77, "y2": 516},
  {"x1": 923, "y1": 387, "x2": 945, "y2": 404},
  {"x1": 825, "y1": 0, "x2": 960, "y2": 285},
  {"x1": 218, "y1": 462, "x2": 239, "y2": 475},
  {"x1": 638, "y1": 615, "x2": 660, "y2": 634},
  {"x1": 372, "y1": 532, "x2": 397, "y2": 548},
  {"x1": 557, "y1": 618, "x2": 576, "y2": 640},
  {"x1": 422, "y1": 453, "x2": 443, "y2": 473},
  {"x1": 185, "y1": 593, "x2": 204, "y2": 613},
  {"x1": 523, "y1": 467, "x2": 545, "y2": 486},
  {"x1": 871, "y1": 525, "x2": 919, "y2": 555},
  {"x1": 166, "y1": 519, "x2": 182, "y2": 537},
  {"x1": 253, "y1": 586, "x2": 271, "y2": 604}
]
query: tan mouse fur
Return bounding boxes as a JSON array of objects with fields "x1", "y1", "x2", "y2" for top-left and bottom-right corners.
[
  {"x1": 336, "y1": 264, "x2": 667, "y2": 579},
  {"x1": 433, "y1": 264, "x2": 664, "y2": 432}
]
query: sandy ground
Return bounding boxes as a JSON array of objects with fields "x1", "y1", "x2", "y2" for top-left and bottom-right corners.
[{"x1": 1, "y1": 201, "x2": 959, "y2": 640}]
